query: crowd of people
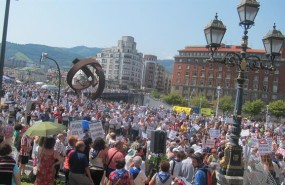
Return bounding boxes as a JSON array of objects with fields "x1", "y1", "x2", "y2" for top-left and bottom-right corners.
[{"x1": 0, "y1": 82, "x2": 285, "y2": 185}]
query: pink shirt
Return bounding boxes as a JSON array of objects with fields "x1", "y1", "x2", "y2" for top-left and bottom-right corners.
[{"x1": 106, "y1": 147, "x2": 125, "y2": 169}]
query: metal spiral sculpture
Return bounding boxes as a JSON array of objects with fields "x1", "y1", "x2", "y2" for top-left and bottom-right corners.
[{"x1": 67, "y1": 58, "x2": 105, "y2": 100}]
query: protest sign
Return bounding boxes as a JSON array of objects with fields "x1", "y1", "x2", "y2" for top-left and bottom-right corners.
[
  {"x1": 277, "y1": 148, "x2": 285, "y2": 157},
  {"x1": 192, "y1": 124, "x2": 200, "y2": 131},
  {"x1": 250, "y1": 137, "x2": 258, "y2": 148},
  {"x1": 89, "y1": 121, "x2": 105, "y2": 141},
  {"x1": 168, "y1": 130, "x2": 177, "y2": 140},
  {"x1": 209, "y1": 129, "x2": 220, "y2": 138},
  {"x1": 70, "y1": 121, "x2": 84, "y2": 137},
  {"x1": 241, "y1": 129, "x2": 250, "y2": 137},
  {"x1": 258, "y1": 140, "x2": 270, "y2": 154},
  {"x1": 203, "y1": 139, "x2": 215, "y2": 148},
  {"x1": 146, "y1": 126, "x2": 155, "y2": 139},
  {"x1": 277, "y1": 136, "x2": 281, "y2": 144},
  {"x1": 266, "y1": 137, "x2": 273, "y2": 148},
  {"x1": 142, "y1": 132, "x2": 148, "y2": 139}
]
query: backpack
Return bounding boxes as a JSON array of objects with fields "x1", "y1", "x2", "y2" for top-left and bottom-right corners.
[{"x1": 199, "y1": 167, "x2": 217, "y2": 185}]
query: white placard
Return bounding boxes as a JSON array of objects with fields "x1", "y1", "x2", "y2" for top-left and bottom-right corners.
[
  {"x1": 258, "y1": 140, "x2": 270, "y2": 154},
  {"x1": 209, "y1": 129, "x2": 220, "y2": 138},
  {"x1": 146, "y1": 126, "x2": 155, "y2": 139},
  {"x1": 250, "y1": 137, "x2": 258, "y2": 148},
  {"x1": 168, "y1": 130, "x2": 177, "y2": 140},
  {"x1": 1, "y1": 98, "x2": 6, "y2": 104},
  {"x1": 142, "y1": 132, "x2": 148, "y2": 139},
  {"x1": 277, "y1": 136, "x2": 281, "y2": 144},
  {"x1": 266, "y1": 137, "x2": 273, "y2": 148},
  {"x1": 203, "y1": 139, "x2": 215, "y2": 148},
  {"x1": 193, "y1": 124, "x2": 200, "y2": 131},
  {"x1": 241, "y1": 129, "x2": 250, "y2": 137},
  {"x1": 89, "y1": 121, "x2": 105, "y2": 141},
  {"x1": 70, "y1": 121, "x2": 84, "y2": 136}
]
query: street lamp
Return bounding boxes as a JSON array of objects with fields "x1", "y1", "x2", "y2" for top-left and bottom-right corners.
[
  {"x1": 204, "y1": 0, "x2": 284, "y2": 177},
  {"x1": 215, "y1": 86, "x2": 221, "y2": 117},
  {"x1": 0, "y1": 0, "x2": 11, "y2": 97},
  {"x1": 40, "y1": 53, "x2": 61, "y2": 106},
  {"x1": 266, "y1": 105, "x2": 269, "y2": 129}
]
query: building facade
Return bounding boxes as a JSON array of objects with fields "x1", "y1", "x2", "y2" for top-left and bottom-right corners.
[
  {"x1": 172, "y1": 44, "x2": 285, "y2": 103},
  {"x1": 96, "y1": 36, "x2": 144, "y2": 90},
  {"x1": 143, "y1": 55, "x2": 172, "y2": 94}
]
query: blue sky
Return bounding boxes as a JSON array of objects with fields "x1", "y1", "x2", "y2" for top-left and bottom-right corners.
[{"x1": 0, "y1": 0, "x2": 284, "y2": 59}]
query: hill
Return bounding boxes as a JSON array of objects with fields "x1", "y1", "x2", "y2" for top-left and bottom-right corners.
[
  {"x1": 157, "y1": 59, "x2": 174, "y2": 73},
  {"x1": 5, "y1": 42, "x2": 102, "y2": 68}
]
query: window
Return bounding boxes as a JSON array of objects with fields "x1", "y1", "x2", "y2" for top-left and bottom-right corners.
[
  {"x1": 273, "y1": 85, "x2": 278, "y2": 93},
  {"x1": 187, "y1": 59, "x2": 191, "y2": 62},
  {"x1": 179, "y1": 59, "x2": 183, "y2": 62},
  {"x1": 208, "y1": 80, "x2": 212, "y2": 86},
  {"x1": 177, "y1": 72, "x2": 181, "y2": 76},
  {"x1": 178, "y1": 65, "x2": 182, "y2": 69},
  {"x1": 200, "y1": 72, "x2": 205, "y2": 77},
  {"x1": 253, "y1": 83, "x2": 258, "y2": 90},
  {"x1": 254, "y1": 75, "x2": 259, "y2": 81},
  {"x1": 218, "y1": 66, "x2": 222, "y2": 71},
  {"x1": 193, "y1": 72, "x2": 197, "y2": 76},
  {"x1": 185, "y1": 72, "x2": 189, "y2": 76},
  {"x1": 186, "y1": 65, "x2": 190, "y2": 69},
  {"x1": 275, "y1": 70, "x2": 279, "y2": 75},
  {"x1": 201, "y1": 65, "x2": 205, "y2": 70},
  {"x1": 225, "y1": 80, "x2": 230, "y2": 88},
  {"x1": 208, "y1": 73, "x2": 213, "y2": 78},
  {"x1": 184, "y1": 79, "x2": 189, "y2": 85},
  {"x1": 262, "y1": 85, "x2": 267, "y2": 92},
  {"x1": 209, "y1": 64, "x2": 213, "y2": 70},
  {"x1": 200, "y1": 79, "x2": 204, "y2": 86},
  {"x1": 192, "y1": 78, "x2": 196, "y2": 85},
  {"x1": 274, "y1": 77, "x2": 278, "y2": 82},
  {"x1": 226, "y1": 73, "x2": 231, "y2": 79},
  {"x1": 194, "y1": 64, "x2": 197, "y2": 70},
  {"x1": 217, "y1": 73, "x2": 222, "y2": 78}
]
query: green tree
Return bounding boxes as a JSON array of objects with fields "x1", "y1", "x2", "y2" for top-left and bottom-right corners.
[
  {"x1": 242, "y1": 99, "x2": 264, "y2": 117},
  {"x1": 191, "y1": 96, "x2": 208, "y2": 108},
  {"x1": 268, "y1": 100, "x2": 285, "y2": 120},
  {"x1": 163, "y1": 93, "x2": 187, "y2": 106},
  {"x1": 151, "y1": 90, "x2": 161, "y2": 99},
  {"x1": 218, "y1": 96, "x2": 234, "y2": 114}
]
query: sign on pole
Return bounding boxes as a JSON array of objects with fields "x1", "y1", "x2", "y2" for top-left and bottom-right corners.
[
  {"x1": 168, "y1": 130, "x2": 177, "y2": 140},
  {"x1": 241, "y1": 129, "x2": 250, "y2": 137},
  {"x1": 258, "y1": 140, "x2": 270, "y2": 154},
  {"x1": 89, "y1": 121, "x2": 105, "y2": 141},
  {"x1": 70, "y1": 121, "x2": 84, "y2": 137},
  {"x1": 209, "y1": 129, "x2": 220, "y2": 138}
]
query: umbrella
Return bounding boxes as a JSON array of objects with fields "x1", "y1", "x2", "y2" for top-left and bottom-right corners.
[{"x1": 25, "y1": 121, "x2": 66, "y2": 137}]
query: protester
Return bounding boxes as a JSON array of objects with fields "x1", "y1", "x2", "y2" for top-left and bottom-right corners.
[
  {"x1": 107, "y1": 158, "x2": 135, "y2": 185},
  {"x1": 35, "y1": 137, "x2": 64, "y2": 185},
  {"x1": 0, "y1": 143, "x2": 21, "y2": 185},
  {"x1": 63, "y1": 135, "x2": 77, "y2": 185},
  {"x1": 89, "y1": 137, "x2": 108, "y2": 185},
  {"x1": 179, "y1": 147, "x2": 195, "y2": 182},
  {"x1": 149, "y1": 161, "x2": 172, "y2": 185},
  {"x1": 129, "y1": 156, "x2": 148, "y2": 185},
  {"x1": 106, "y1": 140, "x2": 125, "y2": 178},
  {"x1": 191, "y1": 152, "x2": 208, "y2": 185},
  {"x1": 68, "y1": 141, "x2": 93, "y2": 185},
  {"x1": 19, "y1": 126, "x2": 31, "y2": 176}
]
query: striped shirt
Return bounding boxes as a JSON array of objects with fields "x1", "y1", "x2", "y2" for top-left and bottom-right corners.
[{"x1": 20, "y1": 135, "x2": 31, "y2": 156}]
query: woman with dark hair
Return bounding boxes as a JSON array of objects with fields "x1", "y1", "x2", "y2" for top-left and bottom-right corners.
[
  {"x1": 0, "y1": 143, "x2": 21, "y2": 185},
  {"x1": 107, "y1": 158, "x2": 134, "y2": 185},
  {"x1": 89, "y1": 137, "x2": 108, "y2": 185},
  {"x1": 35, "y1": 137, "x2": 64, "y2": 185}
]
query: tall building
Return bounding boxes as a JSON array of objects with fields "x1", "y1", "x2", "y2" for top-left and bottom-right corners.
[
  {"x1": 172, "y1": 44, "x2": 285, "y2": 103},
  {"x1": 143, "y1": 55, "x2": 172, "y2": 94},
  {"x1": 96, "y1": 36, "x2": 143, "y2": 89}
]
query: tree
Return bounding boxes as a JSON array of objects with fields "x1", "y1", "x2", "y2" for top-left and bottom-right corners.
[
  {"x1": 151, "y1": 89, "x2": 161, "y2": 99},
  {"x1": 163, "y1": 93, "x2": 187, "y2": 106},
  {"x1": 191, "y1": 96, "x2": 208, "y2": 108},
  {"x1": 242, "y1": 99, "x2": 264, "y2": 117},
  {"x1": 268, "y1": 100, "x2": 285, "y2": 120},
  {"x1": 217, "y1": 96, "x2": 234, "y2": 114}
]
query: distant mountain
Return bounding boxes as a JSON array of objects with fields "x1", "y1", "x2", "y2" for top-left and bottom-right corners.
[
  {"x1": 5, "y1": 42, "x2": 102, "y2": 68},
  {"x1": 157, "y1": 59, "x2": 174, "y2": 73}
]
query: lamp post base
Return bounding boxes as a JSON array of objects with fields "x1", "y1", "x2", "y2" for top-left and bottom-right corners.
[
  {"x1": 219, "y1": 143, "x2": 244, "y2": 176},
  {"x1": 216, "y1": 171, "x2": 245, "y2": 185}
]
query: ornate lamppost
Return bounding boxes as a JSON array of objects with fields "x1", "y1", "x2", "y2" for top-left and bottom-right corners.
[
  {"x1": 204, "y1": 0, "x2": 285, "y2": 178},
  {"x1": 215, "y1": 86, "x2": 221, "y2": 117},
  {"x1": 40, "y1": 53, "x2": 61, "y2": 106}
]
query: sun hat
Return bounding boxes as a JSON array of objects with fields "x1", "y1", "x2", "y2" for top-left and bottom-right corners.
[{"x1": 127, "y1": 148, "x2": 136, "y2": 157}]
